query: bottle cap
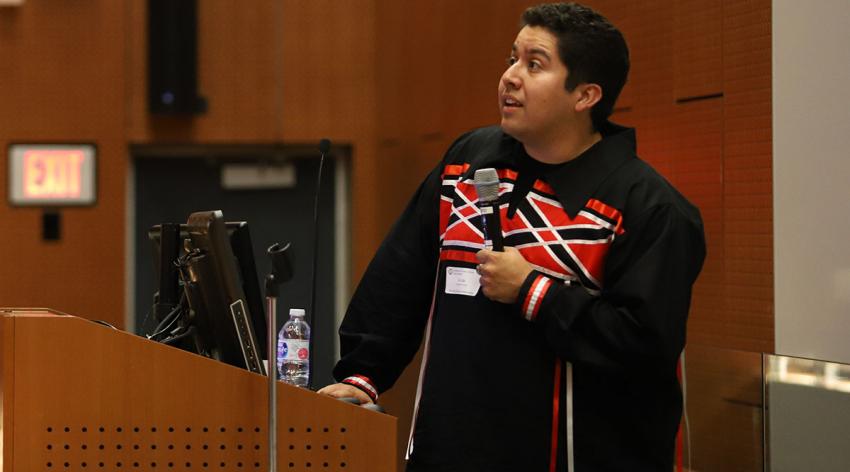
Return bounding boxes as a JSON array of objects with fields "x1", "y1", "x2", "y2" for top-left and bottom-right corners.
[{"x1": 289, "y1": 308, "x2": 306, "y2": 317}]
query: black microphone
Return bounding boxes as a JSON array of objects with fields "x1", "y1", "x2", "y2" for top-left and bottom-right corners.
[
  {"x1": 319, "y1": 138, "x2": 331, "y2": 155},
  {"x1": 473, "y1": 168, "x2": 504, "y2": 251}
]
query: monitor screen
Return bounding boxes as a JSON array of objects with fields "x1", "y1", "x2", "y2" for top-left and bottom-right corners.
[{"x1": 148, "y1": 210, "x2": 267, "y2": 375}]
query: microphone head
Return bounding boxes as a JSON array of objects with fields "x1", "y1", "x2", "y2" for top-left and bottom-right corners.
[
  {"x1": 319, "y1": 138, "x2": 331, "y2": 155},
  {"x1": 473, "y1": 168, "x2": 500, "y2": 203},
  {"x1": 267, "y1": 242, "x2": 294, "y2": 282}
]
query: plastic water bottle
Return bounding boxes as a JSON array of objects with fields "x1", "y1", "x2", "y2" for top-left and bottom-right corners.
[{"x1": 277, "y1": 308, "x2": 311, "y2": 387}]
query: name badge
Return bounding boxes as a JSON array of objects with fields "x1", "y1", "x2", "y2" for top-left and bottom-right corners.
[{"x1": 445, "y1": 266, "x2": 480, "y2": 296}]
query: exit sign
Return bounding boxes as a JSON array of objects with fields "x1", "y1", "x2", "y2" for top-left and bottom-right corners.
[{"x1": 8, "y1": 144, "x2": 97, "y2": 206}]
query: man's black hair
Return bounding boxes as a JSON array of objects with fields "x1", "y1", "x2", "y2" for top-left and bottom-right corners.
[{"x1": 522, "y1": 2, "x2": 630, "y2": 130}]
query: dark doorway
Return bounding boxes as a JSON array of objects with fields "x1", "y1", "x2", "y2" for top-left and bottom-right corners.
[{"x1": 132, "y1": 146, "x2": 348, "y2": 388}]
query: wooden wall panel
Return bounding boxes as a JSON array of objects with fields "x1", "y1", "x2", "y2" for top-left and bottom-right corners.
[
  {"x1": 279, "y1": 1, "x2": 377, "y2": 143},
  {"x1": 590, "y1": 0, "x2": 678, "y2": 178},
  {"x1": 440, "y1": 0, "x2": 526, "y2": 136},
  {"x1": 277, "y1": 0, "x2": 379, "y2": 276},
  {"x1": 670, "y1": 99, "x2": 726, "y2": 348},
  {"x1": 0, "y1": 2, "x2": 127, "y2": 328},
  {"x1": 194, "y1": 0, "x2": 281, "y2": 141},
  {"x1": 722, "y1": 0, "x2": 773, "y2": 354},
  {"x1": 674, "y1": 0, "x2": 723, "y2": 100}
]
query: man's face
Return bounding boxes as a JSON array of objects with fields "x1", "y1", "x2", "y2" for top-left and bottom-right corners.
[{"x1": 498, "y1": 26, "x2": 578, "y2": 144}]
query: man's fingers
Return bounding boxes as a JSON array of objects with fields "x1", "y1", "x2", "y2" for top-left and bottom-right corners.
[
  {"x1": 476, "y1": 249, "x2": 493, "y2": 263},
  {"x1": 318, "y1": 383, "x2": 373, "y2": 404},
  {"x1": 317, "y1": 384, "x2": 351, "y2": 397}
]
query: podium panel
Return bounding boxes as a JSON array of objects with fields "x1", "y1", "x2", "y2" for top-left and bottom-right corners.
[{"x1": 0, "y1": 309, "x2": 396, "y2": 471}]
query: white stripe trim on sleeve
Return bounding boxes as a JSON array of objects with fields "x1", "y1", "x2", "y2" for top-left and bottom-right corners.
[
  {"x1": 525, "y1": 276, "x2": 549, "y2": 321},
  {"x1": 343, "y1": 376, "x2": 378, "y2": 401}
]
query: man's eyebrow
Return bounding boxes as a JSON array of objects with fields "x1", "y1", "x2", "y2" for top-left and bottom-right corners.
[
  {"x1": 527, "y1": 47, "x2": 552, "y2": 60},
  {"x1": 510, "y1": 44, "x2": 552, "y2": 60}
]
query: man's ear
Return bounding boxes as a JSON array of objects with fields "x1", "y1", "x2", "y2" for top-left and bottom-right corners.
[{"x1": 574, "y1": 83, "x2": 602, "y2": 113}]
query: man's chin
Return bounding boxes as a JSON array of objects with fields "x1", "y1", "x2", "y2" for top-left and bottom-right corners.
[{"x1": 500, "y1": 122, "x2": 525, "y2": 142}]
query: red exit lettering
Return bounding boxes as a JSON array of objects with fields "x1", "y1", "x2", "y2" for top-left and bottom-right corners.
[{"x1": 23, "y1": 150, "x2": 86, "y2": 199}]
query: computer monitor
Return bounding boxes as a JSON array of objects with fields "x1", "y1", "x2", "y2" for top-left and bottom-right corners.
[{"x1": 148, "y1": 210, "x2": 267, "y2": 375}]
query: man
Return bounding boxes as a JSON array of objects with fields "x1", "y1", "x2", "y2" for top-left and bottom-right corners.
[{"x1": 319, "y1": 3, "x2": 706, "y2": 471}]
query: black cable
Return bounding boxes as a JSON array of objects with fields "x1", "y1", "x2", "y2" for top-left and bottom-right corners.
[
  {"x1": 149, "y1": 303, "x2": 179, "y2": 336},
  {"x1": 90, "y1": 319, "x2": 118, "y2": 329},
  {"x1": 148, "y1": 301, "x2": 180, "y2": 337},
  {"x1": 309, "y1": 153, "x2": 324, "y2": 327},
  {"x1": 147, "y1": 250, "x2": 199, "y2": 341},
  {"x1": 144, "y1": 252, "x2": 193, "y2": 337},
  {"x1": 147, "y1": 293, "x2": 186, "y2": 340},
  {"x1": 139, "y1": 304, "x2": 154, "y2": 334},
  {"x1": 160, "y1": 325, "x2": 196, "y2": 345},
  {"x1": 148, "y1": 311, "x2": 180, "y2": 341}
]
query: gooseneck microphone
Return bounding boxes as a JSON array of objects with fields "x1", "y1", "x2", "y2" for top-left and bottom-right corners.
[
  {"x1": 308, "y1": 138, "x2": 331, "y2": 388},
  {"x1": 473, "y1": 168, "x2": 504, "y2": 251}
]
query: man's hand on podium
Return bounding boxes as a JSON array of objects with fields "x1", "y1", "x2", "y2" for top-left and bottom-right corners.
[{"x1": 317, "y1": 383, "x2": 374, "y2": 405}]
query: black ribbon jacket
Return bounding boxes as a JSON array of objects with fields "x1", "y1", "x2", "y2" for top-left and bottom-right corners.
[{"x1": 334, "y1": 123, "x2": 706, "y2": 472}]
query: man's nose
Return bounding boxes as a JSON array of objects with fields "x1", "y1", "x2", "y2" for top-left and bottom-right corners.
[
  {"x1": 501, "y1": 65, "x2": 521, "y2": 89},
  {"x1": 502, "y1": 66, "x2": 522, "y2": 89}
]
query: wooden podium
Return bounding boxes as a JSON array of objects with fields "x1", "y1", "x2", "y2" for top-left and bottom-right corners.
[{"x1": 0, "y1": 309, "x2": 396, "y2": 471}]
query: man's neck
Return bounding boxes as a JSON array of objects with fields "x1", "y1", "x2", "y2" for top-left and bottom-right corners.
[{"x1": 523, "y1": 128, "x2": 602, "y2": 165}]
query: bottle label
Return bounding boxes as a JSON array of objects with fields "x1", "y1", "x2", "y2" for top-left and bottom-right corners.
[{"x1": 282, "y1": 339, "x2": 309, "y2": 361}]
